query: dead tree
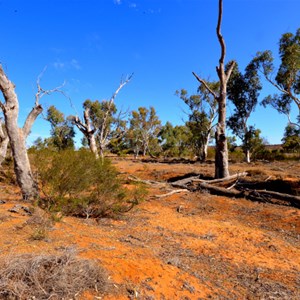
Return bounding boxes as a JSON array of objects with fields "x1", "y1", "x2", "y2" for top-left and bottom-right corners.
[
  {"x1": 0, "y1": 65, "x2": 63, "y2": 199},
  {"x1": 193, "y1": 0, "x2": 235, "y2": 178}
]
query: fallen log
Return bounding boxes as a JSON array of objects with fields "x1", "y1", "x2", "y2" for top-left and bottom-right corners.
[
  {"x1": 197, "y1": 182, "x2": 244, "y2": 198},
  {"x1": 127, "y1": 175, "x2": 167, "y2": 188},
  {"x1": 155, "y1": 189, "x2": 188, "y2": 198},
  {"x1": 192, "y1": 172, "x2": 248, "y2": 184},
  {"x1": 248, "y1": 190, "x2": 300, "y2": 208},
  {"x1": 170, "y1": 176, "x2": 200, "y2": 189},
  {"x1": 196, "y1": 182, "x2": 300, "y2": 209}
]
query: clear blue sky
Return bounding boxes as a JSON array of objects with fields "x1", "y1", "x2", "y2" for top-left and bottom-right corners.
[{"x1": 0, "y1": 0, "x2": 299, "y2": 146}]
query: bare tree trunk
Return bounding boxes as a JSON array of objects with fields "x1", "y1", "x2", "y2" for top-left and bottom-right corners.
[
  {"x1": 99, "y1": 145, "x2": 104, "y2": 160},
  {"x1": 200, "y1": 133, "x2": 210, "y2": 162},
  {"x1": 245, "y1": 149, "x2": 251, "y2": 163},
  {"x1": 5, "y1": 111, "x2": 38, "y2": 199},
  {"x1": 0, "y1": 136, "x2": 9, "y2": 166},
  {"x1": 0, "y1": 66, "x2": 39, "y2": 199},
  {"x1": 193, "y1": 0, "x2": 234, "y2": 178},
  {"x1": 88, "y1": 132, "x2": 99, "y2": 159},
  {"x1": 83, "y1": 108, "x2": 98, "y2": 158},
  {"x1": 215, "y1": 92, "x2": 229, "y2": 178},
  {"x1": 0, "y1": 65, "x2": 62, "y2": 199},
  {"x1": 0, "y1": 122, "x2": 9, "y2": 166},
  {"x1": 214, "y1": 0, "x2": 234, "y2": 178}
]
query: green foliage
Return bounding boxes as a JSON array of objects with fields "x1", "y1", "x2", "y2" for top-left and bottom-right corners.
[
  {"x1": 33, "y1": 149, "x2": 135, "y2": 218},
  {"x1": 128, "y1": 106, "x2": 161, "y2": 157},
  {"x1": 83, "y1": 99, "x2": 117, "y2": 132},
  {"x1": 227, "y1": 60, "x2": 262, "y2": 162},
  {"x1": 159, "y1": 122, "x2": 192, "y2": 157},
  {"x1": 227, "y1": 136, "x2": 238, "y2": 152},
  {"x1": 76, "y1": 99, "x2": 127, "y2": 157},
  {"x1": 254, "y1": 28, "x2": 300, "y2": 122},
  {"x1": 46, "y1": 106, "x2": 75, "y2": 151},
  {"x1": 228, "y1": 148, "x2": 244, "y2": 163},
  {"x1": 242, "y1": 127, "x2": 266, "y2": 159},
  {"x1": 176, "y1": 85, "x2": 218, "y2": 161},
  {"x1": 282, "y1": 124, "x2": 300, "y2": 152}
]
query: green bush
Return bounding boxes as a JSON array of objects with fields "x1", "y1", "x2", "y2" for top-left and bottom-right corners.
[{"x1": 32, "y1": 149, "x2": 136, "y2": 218}]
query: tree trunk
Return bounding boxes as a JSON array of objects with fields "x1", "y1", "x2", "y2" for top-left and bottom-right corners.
[
  {"x1": 5, "y1": 112, "x2": 38, "y2": 199},
  {"x1": 215, "y1": 93, "x2": 229, "y2": 178},
  {"x1": 214, "y1": 0, "x2": 234, "y2": 178},
  {"x1": 0, "y1": 65, "x2": 39, "y2": 199},
  {"x1": 201, "y1": 135, "x2": 210, "y2": 162},
  {"x1": 0, "y1": 136, "x2": 9, "y2": 166},
  {"x1": 245, "y1": 149, "x2": 251, "y2": 163},
  {"x1": 0, "y1": 123, "x2": 9, "y2": 166},
  {"x1": 192, "y1": 0, "x2": 234, "y2": 178},
  {"x1": 88, "y1": 133, "x2": 99, "y2": 159}
]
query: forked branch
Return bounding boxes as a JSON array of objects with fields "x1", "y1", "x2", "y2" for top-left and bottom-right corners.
[{"x1": 23, "y1": 68, "x2": 66, "y2": 138}]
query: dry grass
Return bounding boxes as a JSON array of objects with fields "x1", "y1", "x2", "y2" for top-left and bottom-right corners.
[{"x1": 0, "y1": 250, "x2": 107, "y2": 299}]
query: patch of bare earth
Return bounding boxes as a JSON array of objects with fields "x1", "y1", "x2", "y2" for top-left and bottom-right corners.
[{"x1": 0, "y1": 158, "x2": 299, "y2": 299}]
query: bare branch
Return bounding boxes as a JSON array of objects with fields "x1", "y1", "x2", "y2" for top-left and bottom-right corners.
[
  {"x1": 35, "y1": 81, "x2": 66, "y2": 107},
  {"x1": 98, "y1": 73, "x2": 133, "y2": 158},
  {"x1": 109, "y1": 73, "x2": 133, "y2": 105},
  {"x1": 192, "y1": 72, "x2": 218, "y2": 99},
  {"x1": 225, "y1": 60, "x2": 236, "y2": 83},
  {"x1": 216, "y1": 0, "x2": 226, "y2": 67},
  {"x1": 23, "y1": 105, "x2": 43, "y2": 138},
  {"x1": 264, "y1": 74, "x2": 300, "y2": 109},
  {"x1": 23, "y1": 69, "x2": 67, "y2": 138}
]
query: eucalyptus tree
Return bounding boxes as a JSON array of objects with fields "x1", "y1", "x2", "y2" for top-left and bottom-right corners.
[
  {"x1": 159, "y1": 122, "x2": 191, "y2": 157},
  {"x1": 128, "y1": 106, "x2": 161, "y2": 158},
  {"x1": 193, "y1": 0, "x2": 235, "y2": 178},
  {"x1": 70, "y1": 75, "x2": 132, "y2": 159},
  {"x1": 253, "y1": 28, "x2": 300, "y2": 127},
  {"x1": 176, "y1": 83, "x2": 218, "y2": 162},
  {"x1": 227, "y1": 60, "x2": 262, "y2": 163},
  {"x1": 0, "y1": 65, "x2": 63, "y2": 199},
  {"x1": 282, "y1": 124, "x2": 300, "y2": 153},
  {"x1": 46, "y1": 106, "x2": 75, "y2": 151}
]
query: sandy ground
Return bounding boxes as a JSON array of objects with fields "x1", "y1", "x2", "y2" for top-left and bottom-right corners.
[{"x1": 0, "y1": 158, "x2": 299, "y2": 299}]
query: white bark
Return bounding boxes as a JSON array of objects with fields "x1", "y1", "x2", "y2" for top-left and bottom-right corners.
[
  {"x1": 245, "y1": 149, "x2": 251, "y2": 164},
  {"x1": 0, "y1": 65, "x2": 63, "y2": 199},
  {"x1": 0, "y1": 65, "x2": 39, "y2": 199},
  {"x1": 98, "y1": 74, "x2": 133, "y2": 159},
  {"x1": 0, "y1": 122, "x2": 9, "y2": 166},
  {"x1": 71, "y1": 108, "x2": 99, "y2": 159}
]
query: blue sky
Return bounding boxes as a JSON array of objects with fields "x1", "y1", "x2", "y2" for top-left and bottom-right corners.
[{"x1": 0, "y1": 0, "x2": 299, "y2": 146}]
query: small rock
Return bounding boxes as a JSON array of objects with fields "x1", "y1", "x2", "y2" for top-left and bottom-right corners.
[{"x1": 8, "y1": 204, "x2": 32, "y2": 215}]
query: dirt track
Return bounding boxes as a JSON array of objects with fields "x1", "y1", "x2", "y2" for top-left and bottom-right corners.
[{"x1": 0, "y1": 159, "x2": 299, "y2": 299}]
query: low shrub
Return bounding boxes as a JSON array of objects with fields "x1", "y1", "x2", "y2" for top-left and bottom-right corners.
[
  {"x1": 32, "y1": 149, "x2": 141, "y2": 218},
  {"x1": 0, "y1": 250, "x2": 107, "y2": 299}
]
